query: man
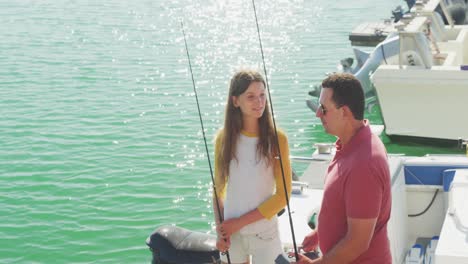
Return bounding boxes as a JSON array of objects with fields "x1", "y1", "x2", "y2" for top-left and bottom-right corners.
[{"x1": 294, "y1": 73, "x2": 392, "y2": 263}]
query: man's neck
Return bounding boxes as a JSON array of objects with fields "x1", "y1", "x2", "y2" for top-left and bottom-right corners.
[{"x1": 338, "y1": 120, "x2": 365, "y2": 146}]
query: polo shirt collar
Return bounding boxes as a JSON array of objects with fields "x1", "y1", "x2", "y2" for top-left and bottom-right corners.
[{"x1": 335, "y1": 119, "x2": 371, "y2": 156}]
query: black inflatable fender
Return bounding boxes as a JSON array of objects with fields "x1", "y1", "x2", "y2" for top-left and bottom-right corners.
[{"x1": 146, "y1": 225, "x2": 220, "y2": 264}]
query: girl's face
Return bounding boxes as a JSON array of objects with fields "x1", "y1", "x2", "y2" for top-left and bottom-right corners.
[{"x1": 232, "y1": 81, "x2": 266, "y2": 120}]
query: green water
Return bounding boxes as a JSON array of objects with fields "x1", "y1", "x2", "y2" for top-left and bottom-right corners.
[{"x1": 0, "y1": 0, "x2": 461, "y2": 263}]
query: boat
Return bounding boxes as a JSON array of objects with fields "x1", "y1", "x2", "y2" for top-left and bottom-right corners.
[
  {"x1": 307, "y1": 0, "x2": 468, "y2": 120},
  {"x1": 370, "y1": 0, "x2": 468, "y2": 144},
  {"x1": 306, "y1": 7, "x2": 405, "y2": 113},
  {"x1": 348, "y1": 0, "x2": 468, "y2": 47},
  {"x1": 306, "y1": 0, "x2": 415, "y2": 112},
  {"x1": 306, "y1": 32, "x2": 400, "y2": 115}
]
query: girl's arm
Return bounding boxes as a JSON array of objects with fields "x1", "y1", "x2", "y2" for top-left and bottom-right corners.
[
  {"x1": 257, "y1": 130, "x2": 292, "y2": 219},
  {"x1": 218, "y1": 208, "x2": 263, "y2": 238},
  {"x1": 213, "y1": 130, "x2": 227, "y2": 228}
]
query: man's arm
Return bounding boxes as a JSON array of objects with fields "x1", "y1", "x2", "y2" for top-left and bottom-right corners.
[{"x1": 303, "y1": 217, "x2": 377, "y2": 264}]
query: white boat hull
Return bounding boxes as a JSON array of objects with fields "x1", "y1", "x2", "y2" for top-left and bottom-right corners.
[
  {"x1": 370, "y1": 6, "x2": 468, "y2": 142},
  {"x1": 372, "y1": 66, "x2": 468, "y2": 141}
]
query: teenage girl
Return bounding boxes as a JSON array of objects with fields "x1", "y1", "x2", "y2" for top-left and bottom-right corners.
[{"x1": 213, "y1": 69, "x2": 292, "y2": 263}]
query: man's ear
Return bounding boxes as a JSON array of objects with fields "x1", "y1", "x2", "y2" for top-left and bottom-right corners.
[{"x1": 341, "y1": 105, "x2": 353, "y2": 118}]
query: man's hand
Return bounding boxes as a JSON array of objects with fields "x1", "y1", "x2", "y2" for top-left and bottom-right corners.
[
  {"x1": 302, "y1": 230, "x2": 319, "y2": 252},
  {"x1": 289, "y1": 253, "x2": 316, "y2": 264}
]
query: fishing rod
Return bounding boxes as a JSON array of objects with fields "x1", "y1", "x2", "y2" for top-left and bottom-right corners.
[
  {"x1": 251, "y1": 0, "x2": 299, "y2": 261},
  {"x1": 180, "y1": 21, "x2": 232, "y2": 264}
]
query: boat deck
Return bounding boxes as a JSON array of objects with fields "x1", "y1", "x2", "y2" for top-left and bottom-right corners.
[
  {"x1": 278, "y1": 188, "x2": 323, "y2": 250},
  {"x1": 349, "y1": 21, "x2": 395, "y2": 46}
]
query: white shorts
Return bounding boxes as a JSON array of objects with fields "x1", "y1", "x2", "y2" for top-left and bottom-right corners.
[{"x1": 220, "y1": 225, "x2": 285, "y2": 263}]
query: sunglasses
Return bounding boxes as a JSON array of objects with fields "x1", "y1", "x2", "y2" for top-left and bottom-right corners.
[
  {"x1": 318, "y1": 103, "x2": 343, "y2": 115},
  {"x1": 318, "y1": 104, "x2": 328, "y2": 115}
]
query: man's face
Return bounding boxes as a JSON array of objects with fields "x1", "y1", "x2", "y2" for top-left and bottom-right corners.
[{"x1": 316, "y1": 88, "x2": 344, "y2": 136}]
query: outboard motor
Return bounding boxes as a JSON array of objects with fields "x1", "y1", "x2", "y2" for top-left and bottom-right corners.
[
  {"x1": 392, "y1": 5, "x2": 405, "y2": 22},
  {"x1": 146, "y1": 225, "x2": 220, "y2": 264},
  {"x1": 392, "y1": 0, "x2": 416, "y2": 23},
  {"x1": 436, "y1": 0, "x2": 468, "y2": 25}
]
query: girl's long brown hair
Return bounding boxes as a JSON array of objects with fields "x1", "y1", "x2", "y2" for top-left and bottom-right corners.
[{"x1": 216, "y1": 70, "x2": 278, "y2": 187}]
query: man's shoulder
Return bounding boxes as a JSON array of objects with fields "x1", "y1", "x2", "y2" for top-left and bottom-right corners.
[
  {"x1": 357, "y1": 133, "x2": 387, "y2": 156},
  {"x1": 348, "y1": 138, "x2": 389, "y2": 172}
]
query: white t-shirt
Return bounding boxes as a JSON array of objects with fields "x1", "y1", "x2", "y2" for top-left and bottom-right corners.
[{"x1": 223, "y1": 133, "x2": 277, "y2": 234}]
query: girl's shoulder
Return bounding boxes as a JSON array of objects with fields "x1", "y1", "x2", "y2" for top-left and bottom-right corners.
[
  {"x1": 214, "y1": 128, "x2": 225, "y2": 143},
  {"x1": 274, "y1": 128, "x2": 288, "y2": 141}
]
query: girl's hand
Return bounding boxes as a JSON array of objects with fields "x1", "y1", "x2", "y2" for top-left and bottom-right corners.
[
  {"x1": 216, "y1": 236, "x2": 231, "y2": 252},
  {"x1": 218, "y1": 218, "x2": 242, "y2": 238}
]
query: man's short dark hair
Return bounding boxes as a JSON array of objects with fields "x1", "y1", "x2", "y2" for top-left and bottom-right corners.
[{"x1": 321, "y1": 73, "x2": 365, "y2": 120}]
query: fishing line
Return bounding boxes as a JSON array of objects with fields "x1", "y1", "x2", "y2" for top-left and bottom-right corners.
[
  {"x1": 180, "y1": 21, "x2": 231, "y2": 264},
  {"x1": 251, "y1": 0, "x2": 299, "y2": 261}
]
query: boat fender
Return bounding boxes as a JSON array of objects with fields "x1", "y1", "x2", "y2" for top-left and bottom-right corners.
[
  {"x1": 306, "y1": 206, "x2": 320, "y2": 230},
  {"x1": 146, "y1": 225, "x2": 220, "y2": 264},
  {"x1": 308, "y1": 212, "x2": 318, "y2": 229}
]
